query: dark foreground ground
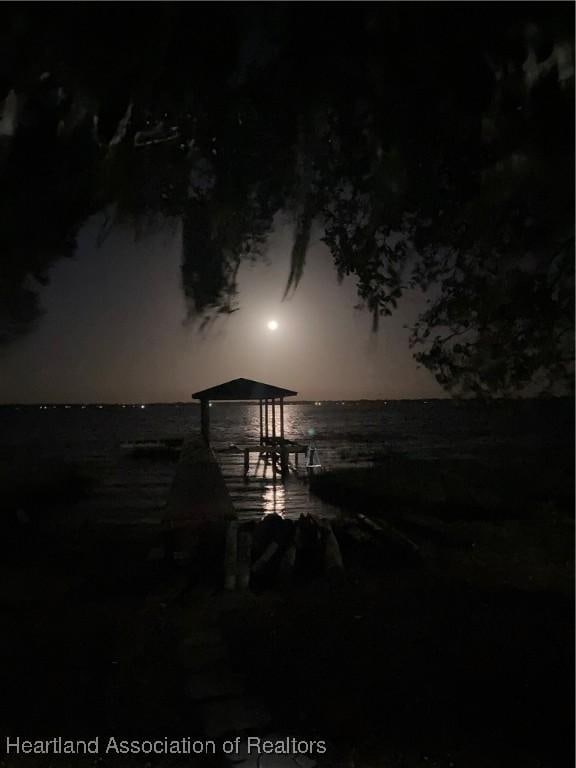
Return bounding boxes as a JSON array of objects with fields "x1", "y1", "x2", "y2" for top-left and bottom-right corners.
[{"x1": 0, "y1": 449, "x2": 573, "y2": 768}]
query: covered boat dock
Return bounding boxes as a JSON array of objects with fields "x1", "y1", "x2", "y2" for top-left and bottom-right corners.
[{"x1": 192, "y1": 378, "x2": 308, "y2": 479}]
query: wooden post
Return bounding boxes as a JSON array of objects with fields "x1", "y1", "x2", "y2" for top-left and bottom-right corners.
[
  {"x1": 281, "y1": 445, "x2": 288, "y2": 479},
  {"x1": 259, "y1": 399, "x2": 263, "y2": 444},
  {"x1": 200, "y1": 398, "x2": 210, "y2": 444},
  {"x1": 264, "y1": 398, "x2": 269, "y2": 443},
  {"x1": 280, "y1": 397, "x2": 285, "y2": 441},
  {"x1": 272, "y1": 398, "x2": 277, "y2": 478}
]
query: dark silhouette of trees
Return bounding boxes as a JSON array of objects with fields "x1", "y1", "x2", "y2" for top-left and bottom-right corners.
[{"x1": 0, "y1": 4, "x2": 573, "y2": 394}]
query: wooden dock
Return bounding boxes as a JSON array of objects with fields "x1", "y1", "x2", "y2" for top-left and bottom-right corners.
[
  {"x1": 156, "y1": 436, "x2": 339, "y2": 590},
  {"x1": 187, "y1": 378, "x2": 336, "y2": 522},
  {"x1": 212, "y1": 442, "x2": 337, "y2": 522},
  {"x1": 160, "y1": 437, "x2": 336, "y2": 523}
]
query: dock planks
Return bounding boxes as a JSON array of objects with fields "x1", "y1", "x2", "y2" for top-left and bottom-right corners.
[{"x1": 213, "y1": 443, "x2": 337, "y2": 522}]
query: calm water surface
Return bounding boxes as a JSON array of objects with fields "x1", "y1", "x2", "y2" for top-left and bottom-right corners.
[
  {"x1": 1, "y1": 400, "x2": 571, "y2": 460},
  {"x1": 1, "y1": 400, "x2": 572, "y2": 522}
]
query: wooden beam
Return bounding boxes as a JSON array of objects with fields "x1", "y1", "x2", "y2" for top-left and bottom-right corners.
[
  {"x1": 271, "y1": 398, "x2": 277, "y2": 478},
  {"x1": 280, "y1": 444, "x2": 288, "y2": 478},
  {"x1": 200, "y1": 398, "x2": 210, "y2": 444},
  {"x1": 264, "y1": 398, "x2": 269, "y2": 441},
  {"x1": 259, "y1": 399, "x2": 263, "y2": 444},
  {"x1": 280, "y1": 397, "x2": 285, "y2": 441}
]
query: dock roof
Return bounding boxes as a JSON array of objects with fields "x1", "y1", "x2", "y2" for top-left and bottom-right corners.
[{"x1": 192, "y1": 377, "x2": 297, "y2": 401}]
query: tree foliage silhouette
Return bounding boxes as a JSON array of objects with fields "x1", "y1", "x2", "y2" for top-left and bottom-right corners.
[{"x1": 0, "y1": 4, "x2": 573, "y2": 394}]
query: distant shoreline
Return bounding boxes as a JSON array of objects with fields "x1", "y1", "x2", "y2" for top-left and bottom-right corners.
[{"x1": 1, "y1": 397, "x2": 572, "y2": 408}]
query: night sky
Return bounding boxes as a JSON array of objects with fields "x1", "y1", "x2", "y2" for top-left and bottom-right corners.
[
  {"x1": 0, "y1": 216, "x2": 443, "y2": 403},
  {"x1": 0, "y1": 4, "x2": 572, "y2": 402}
]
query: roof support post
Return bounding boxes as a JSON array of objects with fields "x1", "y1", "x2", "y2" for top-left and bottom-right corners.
[
  {"x1": 271, "y1": 397, "x2": 277, "y2": 478},
  {"x1": 259, "y1": 399, "x2": 264, "y2": 445},
  {"x1": 200, "y1": 398, "x2": 210, "y2": 445},
  {"x1": 264, "y1": 398, "x2": 269, "y2": 442},
  {"x1": 280, "y1": 397, "x2": 285, "y2": 442}
]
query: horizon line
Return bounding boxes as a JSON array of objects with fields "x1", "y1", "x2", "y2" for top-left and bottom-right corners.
[{"x1": 1, "y1": 395, "x2": 570, "y2": 407}]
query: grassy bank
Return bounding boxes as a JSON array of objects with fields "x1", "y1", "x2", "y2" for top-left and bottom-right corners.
[
  {"x1": 309, "y1": 454, "x2": 574, "y2": 594},
  {"x1": 310, "y1": 453, "x2": 574, "y2": 522}
]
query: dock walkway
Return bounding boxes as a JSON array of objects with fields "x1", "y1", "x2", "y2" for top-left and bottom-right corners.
[{"x1": 213, "y1": 442, "x2": 337, "y2": 522}]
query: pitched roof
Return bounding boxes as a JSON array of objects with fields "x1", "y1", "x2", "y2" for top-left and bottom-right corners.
[{"x1": 192, "y1": 378, "x2": 297, "y2": 401}]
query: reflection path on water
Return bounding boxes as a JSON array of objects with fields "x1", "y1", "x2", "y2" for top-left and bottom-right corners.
[
  {"x1": 262, "y1": 480, "x2": 285, "y2": 516},
  {"x1": 213, "y1": 442, "x2": 336, "y2": 522}
]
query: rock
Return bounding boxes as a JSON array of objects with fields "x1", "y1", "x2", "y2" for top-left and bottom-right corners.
[
  {"x1": 251, "y1": 514, "x2": 295, "y2": 588},
  {"x1": 252, "y1": 514, "x2": 293, "y2": 561},
  {"x1": 252, "y1": 542, "x2": 280, "y2": 574},
  {"x1": 279, "y1": 543, "x2": 297, "y2": 584},
  {"x1": 237, "y1": 529, "x2": 253, "y2": 590},
  {"x1": 294, "y1": 515, "x2": 325, "y2": 580},
  {"x1": 324, "y1": 525, "x2": 344, "y2": 573}
]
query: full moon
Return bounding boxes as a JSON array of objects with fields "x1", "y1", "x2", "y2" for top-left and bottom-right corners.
[{"x1": 267, "y1": 320, "x2": 279, "y2": 331}]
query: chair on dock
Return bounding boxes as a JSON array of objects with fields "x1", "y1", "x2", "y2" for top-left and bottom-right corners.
[{"x1": 305, "y1": 442, "x2": 322, "y2": 473}]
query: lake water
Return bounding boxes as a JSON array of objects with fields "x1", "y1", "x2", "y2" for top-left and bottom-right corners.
[
  {"x1": 0, "y1": 400, "x2": 572, "y2": 523},
  {"x1": 1, "y1": 399, "x2": 571, "y2": 460}
]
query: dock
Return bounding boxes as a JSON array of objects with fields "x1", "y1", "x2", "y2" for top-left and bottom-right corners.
[
  {"x1": 161, "y1": 436, "x2": 335, "y2": 525},
  {"x1": 159, "y1": 435, "x2": 338, "y2": 590},
  {"x1": 212, "y1": 441, "x2": 336, "y2": 522},
  {"x1": 187, "y1": 377, "x2": 335, "y2": 522}
]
